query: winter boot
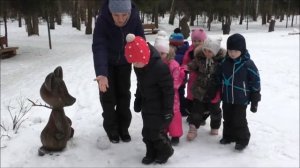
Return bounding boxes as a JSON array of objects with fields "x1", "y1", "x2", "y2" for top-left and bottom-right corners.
[
  {"x1": 154, "y1": 139, "x2": 174, "y2": 164},
  {"x1": 219, "y1": 138, "x2": 232, "y2": 145},
  {"x1": 171, "y1": 137, "x2": 180, "y2": 146},
  {"x1": 235, "y1": 143, "x2": 247, "y2": 151},
  {"x1": 210, "y1": 129, "x2": 219, "y2": 135},
  {"x1": 142, "y1": 140, "x2": 156, "y2": 165},
  {"x1": 108, "y1": 134, "x2": 120, "y2": 143},
  {"x1": 186, "y1": 124, "x2": 197, "y2": 141},
  {"x1": 200, "y1": 120, "x2": 206, "y2": 126},
  {"x1": 120, "y1": 134, "x2": 131, "y2": 142}
]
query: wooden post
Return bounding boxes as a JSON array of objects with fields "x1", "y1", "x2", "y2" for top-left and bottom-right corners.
[{"x1": 46, "y1": 13, "x2": 52, "y2": 49}]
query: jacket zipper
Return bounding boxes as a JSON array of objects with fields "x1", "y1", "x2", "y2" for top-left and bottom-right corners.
[
  {"x1": 117, "y1": 27, "x2": 124, "y2": 64},
  {"x1": 231, "y1": 63, "x2": 235, "y2": 104},
  {"x1": 243, "y1": 81, "x2": 247, "y2": 96}
]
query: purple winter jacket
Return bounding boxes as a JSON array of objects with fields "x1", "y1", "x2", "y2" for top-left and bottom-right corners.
[{"x1": 92, "y1": 0, "x2": 145, "y2": 77}]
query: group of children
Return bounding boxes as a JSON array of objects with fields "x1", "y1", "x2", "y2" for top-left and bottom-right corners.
[{"x1": 124, "y1": 28, "x2": 261, "y2": 164}]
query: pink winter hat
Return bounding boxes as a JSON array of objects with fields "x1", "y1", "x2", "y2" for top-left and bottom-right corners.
[
  {"x1": 125, "y1": 34, "x2": 150, "y2": 64},
  {"x1": 191, "y1": 28, "x2": 207, "y2": 41}
]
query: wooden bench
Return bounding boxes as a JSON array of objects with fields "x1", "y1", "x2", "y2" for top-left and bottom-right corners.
[
  {"x1": 0, "y1": 36, "x2": 19, "y2": 59},
  {"x1": 143, "y1": 23, "x2": 159, "y2": 35}
]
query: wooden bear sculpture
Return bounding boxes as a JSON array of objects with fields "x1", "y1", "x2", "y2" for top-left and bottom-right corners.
[{"x1": 38, "y1": 66, "x2": 76, "y2": 156}]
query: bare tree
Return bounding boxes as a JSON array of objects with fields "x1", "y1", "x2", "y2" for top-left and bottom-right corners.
[{"x1": 4, "y1": 97, "x2": 33, "y2": 134}]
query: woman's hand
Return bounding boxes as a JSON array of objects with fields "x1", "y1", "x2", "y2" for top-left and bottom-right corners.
[{"x1": 94, "y1": 75, "x2": 109, "y2": 93}]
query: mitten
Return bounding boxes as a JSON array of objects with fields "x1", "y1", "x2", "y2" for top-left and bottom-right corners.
[
  {"x1": 134, "y1": 95, "x2": 142, "y2": 112},
  {"x1": 250, "y1": 92, "x2": 261, "y2": 113},
  {"x1": 250, "y1": 101, "x2": 258, "y2": 113}
]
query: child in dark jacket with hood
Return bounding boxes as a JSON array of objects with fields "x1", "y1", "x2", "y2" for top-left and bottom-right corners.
[
  {"x1": 125, "y1": 34, "x2": 174, "y2": 164},
  {"x1": 219, "y1": 33, "x2": 261, "y2": 151}
]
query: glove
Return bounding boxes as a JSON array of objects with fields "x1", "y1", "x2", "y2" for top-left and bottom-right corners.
[
  {"x1": 250, "y1": 101, "x2": 258, "y2": 113},
  {"x1": 134, "y1": 95, "x2": 142, "y2": 112},
  {"x1": 163, "y1": 113, "x2": 173, "y2": 128},
  {"x1": 250, "y1": 92, "x2": 261, "y2": 113}
]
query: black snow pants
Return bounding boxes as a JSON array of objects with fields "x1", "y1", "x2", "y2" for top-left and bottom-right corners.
[
  {"x1": 222, "y1": 103, "x2": 250, "y2": 146},
  {"x1": 99, "y1": 64, "x2": 132, "y2": 139}
]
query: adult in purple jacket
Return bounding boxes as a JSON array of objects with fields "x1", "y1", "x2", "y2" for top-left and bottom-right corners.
[{"x1": 92, "y1": 0, "x2": 145, "y2": 143}]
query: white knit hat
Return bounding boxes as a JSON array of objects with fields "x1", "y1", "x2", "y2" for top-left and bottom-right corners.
[
  {"x1": 154, "y1": 30, "x2": 168, "y2": 43},
  {"x1": 154, "y1": 39, "x2": 169, "y2": 54},
  {"x1": 154, "y1": 30, "x2": 169, "y2": 54},
  {"x1": 202, "y1": 37, "x2": 222, "y2": 56}
]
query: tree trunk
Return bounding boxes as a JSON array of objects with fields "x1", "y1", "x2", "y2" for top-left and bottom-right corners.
[
  {"x1": 32, "y1": 15, "x2": 39, "y2": 35},
  {"x1": 86, "y1": 1, "x2": 93, "y2": 35},
  {"x1": 3, "y1": 12, "x2": 8, "y2": 47},
  {"x1": 262, "y1": 13, "x2": 267, "y2": 25},
  {"x1": 268, "y1": 19, "x2": 275, "y2": 32},
  {"x1": 190, "y1": 12, "x2": 196, "y2": 26},
  {"x1": 153, "y1": 3, "x2": 159, "y2": 28},
  {"x1": 72, "y1": 0, "x2": 78, "y2": 28},
  {"x1": 55, "y1": 0, "x2": 62, "y2": 25},
  {"x1": 222, "y1": 16, "x2": 231, "y2": 35},
  {"x1": 207, "y1": 13, "x2": 213, "y2": 31},
  {"x1": 239, "y1": 0, "x2": 245, "y2": 25},
  {"x1": 251, "y1": 0, "x2": 258, "y2": 21},
  {"x1": 168, "y1": 0, "x2": 175, "y2": 25},
  {"x1": 179, "y1": 14, "x2": 190, "y2": 39},
  {"x1": 291, "y1": 11, "x2": 294, "y2": 27},
  {"x1": 46, "y1": 13, "x2": 52, "y2": 49},
  {"x1": 25, "y1": 17, "x2": 32, "y2": 36},
  {"x1": 25, "y1": 16, "x2": 39, "y2": 36},
  {"x1": 50, "y1": 13, "x2": 55, "y2": 29},
  {"x1": 141, "y1": 12, "x2": 145, "y2": 23},
  {"x1": 18, "y1": 13, "x2": 22, "y2": 28},
  {"x1": 75, "y1": 1, "x2": 81, "y2": 31}
]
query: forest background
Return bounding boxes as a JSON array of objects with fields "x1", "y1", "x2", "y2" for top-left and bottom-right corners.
[{"x1": 1, "y1": 0, "x2": 299, "y2": 43}]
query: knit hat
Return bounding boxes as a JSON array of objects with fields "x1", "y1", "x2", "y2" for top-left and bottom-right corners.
[
  {"x1": 154, "y1": 30, "x2": 168, "y2": 44},
  {"x1": 169, "y1": 33, "x2": 184, "y2": 46},
  {"x1": 202, "y1": 37, "x2": 222, "y2": 56},
  {"x1": 191, "y1": 28, "x2": 207, "y2": 41},
  {"x1": 125, "y1": 34, "x2": 150, "y2": 64},
  {"x1": 227, "y1": 33, "x2": 246, "y2": 54},
  {"x1": 154, "y1": 38, "x2": 170, "y2": 54},
  {"x1": 108, "y1": 0, "x2": 131, "y2": 13},
  {"x1": 154, "y1": 31, "x2": 169, "y2": 53}
]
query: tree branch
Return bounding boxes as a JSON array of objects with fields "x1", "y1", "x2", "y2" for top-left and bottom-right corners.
[{"x1": 27, "y1": 99, "x2": 52, "y2": 109}]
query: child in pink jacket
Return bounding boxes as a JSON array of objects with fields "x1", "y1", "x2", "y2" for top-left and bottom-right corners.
[
  {"x1": 154, "y1": 32, "x2": 185, "y2": 145},
  {"x1": 181, "y1": 28, "x2": 208, "y2": 120}
]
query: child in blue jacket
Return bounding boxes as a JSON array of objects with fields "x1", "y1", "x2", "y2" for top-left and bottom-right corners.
[{"x1": 219, "y1": 33, "x2": 261, "y2": 151}]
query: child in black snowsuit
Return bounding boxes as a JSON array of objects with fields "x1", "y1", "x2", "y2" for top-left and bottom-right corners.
[
  {"x1": 125, "y1": 34, "x2": 174, "y2": 164},
  {"x1": 220, "y1": 33, "x2": 261, "y2": 151}
]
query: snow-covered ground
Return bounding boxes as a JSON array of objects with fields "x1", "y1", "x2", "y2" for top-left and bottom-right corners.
[{"x1": 1, "y1": 15, "x2": 299, "y2": 167}]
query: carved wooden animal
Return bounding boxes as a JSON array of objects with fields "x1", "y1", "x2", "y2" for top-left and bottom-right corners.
[{"x1": 38, "y1": 66, "x2": 76, "y2": 156}]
